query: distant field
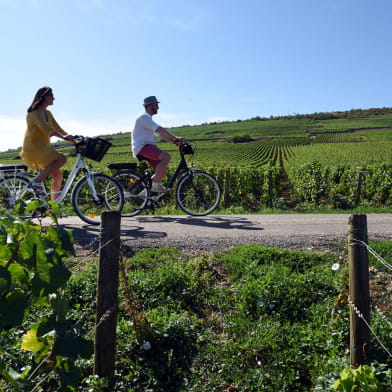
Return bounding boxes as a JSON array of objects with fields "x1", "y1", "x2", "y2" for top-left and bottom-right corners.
[{"x1": 1, "y1": 108, "x2": 391, "y2": 210}]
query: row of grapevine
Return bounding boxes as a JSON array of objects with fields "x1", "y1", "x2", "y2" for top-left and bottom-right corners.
[
  {"x1": 289, "y1": 162, "x2": 392, "y2": 207},
  {"x1": 310, "y1": 133, "x2": 364, "y2": 143},
  {"x1": 208, "y1": 165, "x2": 281, "y2": 209},
  {"x1": 158, "y1": 164, "x2": 282, "y2": 210},
  {"x1": 287, "y1": 137, "x2": 392, "y2": 168}
]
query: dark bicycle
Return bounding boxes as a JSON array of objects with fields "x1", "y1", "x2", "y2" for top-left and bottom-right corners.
[{"x1": 108, "y1": 142, "x2": 221, "y2": 216}]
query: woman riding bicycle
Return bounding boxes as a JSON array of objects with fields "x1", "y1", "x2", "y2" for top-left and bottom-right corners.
[
  {"x1": 131, "y1": 96, "x2": 184, "y2": 193},
  {"x1": 20, "y1": 86, "x2": 75, "y2": 200}
]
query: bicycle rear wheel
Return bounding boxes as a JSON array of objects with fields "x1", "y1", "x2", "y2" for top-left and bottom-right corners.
[
  {"x1": 0, "y1": 175, "x2": 35, "y2": 214},
  {"x1": 176, "y1": 170, "x2": 221, "y2": 216},
  {"x1": 71, "y1": 174, "x2": 124, "y2": 225},
  {"x1": 113, "y1": 173, "x2": 149, "y2": 217}
]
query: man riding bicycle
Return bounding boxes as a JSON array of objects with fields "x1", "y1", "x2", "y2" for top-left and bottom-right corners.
[{"x1": 131, "y1": 96, "x2": 185, "y2": 193}]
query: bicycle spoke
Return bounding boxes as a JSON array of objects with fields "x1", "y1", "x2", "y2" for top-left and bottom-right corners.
[
  {"x1": 0, "y1": 176, "x2": 35, "y2": 215},
  {"x1": 72, "y1": 174, "x2": 124, "y2": 225},
  {"x1": 114, "y1": 173, "x2": 148, "y2": 217},
  {"x1": 176, "y1": 171, "x2": 221, "y2": 215}
]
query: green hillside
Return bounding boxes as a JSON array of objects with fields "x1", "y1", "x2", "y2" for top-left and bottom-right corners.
[{"x1": 1, "y1": 107, "x2": 391, "y2": 211}]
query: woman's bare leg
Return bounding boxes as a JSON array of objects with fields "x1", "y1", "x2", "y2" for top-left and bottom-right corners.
[
  {"x1": 50, "y1": 169, "x2": 63, "y2": 201},
  {"x1": 34, "y1": 154, "x2": 67, "y2": 200}
]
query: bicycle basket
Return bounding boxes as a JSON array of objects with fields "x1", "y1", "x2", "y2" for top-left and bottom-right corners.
[
  {"x1": 84, "y1": 137, "x2": 112, "y2": 162},
  {"x1": 180, "y1": 143, "x2": 194, "y2": 155}
]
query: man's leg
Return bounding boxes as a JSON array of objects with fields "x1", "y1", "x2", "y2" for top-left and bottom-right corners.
[
  {"x1": 151, "y1": 150, "x2": 171, "y2": 183},
  {"x1": 137, "y1": 145, "x2": 171, "y2": 188}
]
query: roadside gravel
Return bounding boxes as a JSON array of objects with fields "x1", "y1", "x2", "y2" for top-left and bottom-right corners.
[
  {"x1": 121, "y1": 234, "x2": 347, "y2": 255},
  {"x1": 65, "y1": 213, "x2": 391, "y2": 256}
]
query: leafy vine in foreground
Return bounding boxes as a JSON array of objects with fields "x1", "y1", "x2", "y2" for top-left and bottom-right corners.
[{"x1": 0, "y1": 201, "x2": 93, "y2": 391}]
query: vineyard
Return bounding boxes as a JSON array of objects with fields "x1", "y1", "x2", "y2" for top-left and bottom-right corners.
[
  {"x1": 0, "y1": 108, "x2": 392, "y2": 390},
  {"x1": 0, "y1": 108, "x2": 391, "y2": 211}
]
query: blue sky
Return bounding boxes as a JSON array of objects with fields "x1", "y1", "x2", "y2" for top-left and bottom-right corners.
[{"x1": 1, "y1": 0, "x2": 391, "y2": 150}]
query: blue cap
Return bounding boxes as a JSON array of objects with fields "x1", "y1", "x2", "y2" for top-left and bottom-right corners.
[{"x1": 143, "y1": 96, "x2": 160, "y2": 106}]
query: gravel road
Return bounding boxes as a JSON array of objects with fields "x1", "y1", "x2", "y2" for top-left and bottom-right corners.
[{"x1": 52, "y1": 213, "x2": 392, "y2": 255}]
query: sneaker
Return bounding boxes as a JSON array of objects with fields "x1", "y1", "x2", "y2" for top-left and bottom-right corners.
[
  {"x1": 137, "y1": 189, "x2": 148, "y2": 198},
  {"x1": 151, "y1": 182, "x2": 168, "y2": 193}
]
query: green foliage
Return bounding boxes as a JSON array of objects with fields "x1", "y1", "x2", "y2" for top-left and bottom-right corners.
[
  {"x1": 368, "y1": 240, "x2": 392, "y2": 270},
  {"x1": 333, "y1": 365, "x2": 380, "y2": 391},
  {"x1": 2, "y1": 238, "x2": 391, "y2": 391},
  {"x1": 0, "y1": 209, "x2": 93, "y2": 391},
  {"x1": 290, "y1": 162, "x2": 392, "y2": 207},
  {"x1": 97, "y1": 245, "x2": 349, "y2": 391},
  {"x1": 231, "y1": 134, "x2": 253, "y2": 143}
]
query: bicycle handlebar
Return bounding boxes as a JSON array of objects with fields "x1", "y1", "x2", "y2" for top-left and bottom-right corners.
[
  {"x1": 71, "y1": 135, "x2": 195, "y2": 156},
  {"x1": 179, "y1": 141, "x2": 195, "y2": 155},
  {"x1": 72, "y1": 135, "x2": 86, "y2": 144}
]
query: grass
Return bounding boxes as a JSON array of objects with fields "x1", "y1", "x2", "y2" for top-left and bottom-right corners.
[
  {"x1": 83, "y1": 243, "x2": 391, "y2": 391},
  {"x1": 2, "y1": 235, "x2": 392, "y2": 391}
]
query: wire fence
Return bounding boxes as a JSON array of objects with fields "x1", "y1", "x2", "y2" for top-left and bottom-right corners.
[
  {"x1": 13, "y1": 220, "x2": 391, "y2": 391},
  {"x1": 21, "y1": 219, "x2": 390, "y2": 391},
  {"x1": 348, "y1": 239, "x2": 392, "y2": 361},
  {"x1": 66, "y1": 231, "x2": 392, "y2": 361}
]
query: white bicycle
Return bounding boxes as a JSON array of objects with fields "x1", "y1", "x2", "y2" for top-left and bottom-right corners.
[{"x1": 0, "y1": 136, "x2": 124, "y2": 225}]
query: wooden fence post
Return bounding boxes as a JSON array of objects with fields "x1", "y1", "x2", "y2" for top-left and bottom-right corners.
[
  {"x1": 94, "y1": 211, "x2": 121, "y2": 379},
  {"x1": 348, "y1": 214, "x2": 370, "y2": 367},
  {"x1": 354, "y1": 172, "x2": 364, "y2": 206},
  {"x1": 223, "y1": 169, "x2": 231, "y2": 208}
]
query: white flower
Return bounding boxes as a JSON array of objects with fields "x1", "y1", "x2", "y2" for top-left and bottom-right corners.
[
  {"x1": 332, "y1": 263, "x2": 340, "y2": 271},
  {"x1": 141, "y1": 341, "x2": 151, "y2": 350}
]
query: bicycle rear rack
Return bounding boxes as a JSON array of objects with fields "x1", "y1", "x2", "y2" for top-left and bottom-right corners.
[
  {"x1": 107, "y1": 163, "x2": 138, "y2": 173},
  {"x1": 0, "y1": 164, "x2": 28, "y2": 174}
]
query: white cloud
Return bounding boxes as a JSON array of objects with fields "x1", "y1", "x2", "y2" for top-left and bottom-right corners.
[
  {"x1": 0, "y1": 114, "x2": 131, "y2": 152},
  {"x1": 111, "y1": 1, "x2": 211, "y2": 32},
  {"x1": 61, "y1": 117, "x2": 130, "y2": 138},
  {"x1": 0, "y1": 115, "x2": 26, "y2": 151},
  {"x1": 75, "y1": 0, "x2": 105, "y2": 11},
  {"x1": 156, "y1": 112, "x2": 211, "y2": 128},
  {"x1": 206, "y1": 116, "x2": 233, "y2": 124},
  {"x1": 0, "y1": 111, "x2": 211, "y2": 152},
  {"x1": 145, "y1": 13, "x2": 205, "y2": 31}
]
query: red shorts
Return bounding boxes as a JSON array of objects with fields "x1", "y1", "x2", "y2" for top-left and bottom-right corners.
[{"x1": 137, "y1": 144, "x2": 163, "y2": 170}]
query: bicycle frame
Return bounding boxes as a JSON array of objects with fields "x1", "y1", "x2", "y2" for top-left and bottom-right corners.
[
  {"x1": 143, "y1": 151, "x2": 191, "y2": 202},
  {"x1": 51, "y1": 152, "x2": 95, "y2": 203},
  {"x1": 166, "y1": 153, "x2": 190, "y2": 189}
]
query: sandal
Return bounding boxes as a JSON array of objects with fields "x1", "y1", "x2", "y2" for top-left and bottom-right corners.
[{"x1": 29, "y1": 179, "x2": 47, "y2": 200}]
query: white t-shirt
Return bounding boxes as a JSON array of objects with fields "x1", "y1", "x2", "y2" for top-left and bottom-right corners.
[{"x1": 131, "y1": 112, "x2": 160, "y2": 157}]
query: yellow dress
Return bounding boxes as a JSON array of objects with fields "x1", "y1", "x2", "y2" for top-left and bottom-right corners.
[{"x1": 20, "y1": 109, "x2": 68, "y2": 170}]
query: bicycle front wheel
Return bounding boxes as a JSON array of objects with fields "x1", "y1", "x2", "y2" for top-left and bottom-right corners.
[
  {"x1": 71, "y1": 174, "x2": 124, "y2": 225},
  {"x1": 176, "y1": 170, "x2": 221, "y2": 216},
  {"x1": 0, "y1": 175, "x2": 35, "y2": 215},
  {"x1": 113, "y1": 173, "x2": 149, "y2": 217}
]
